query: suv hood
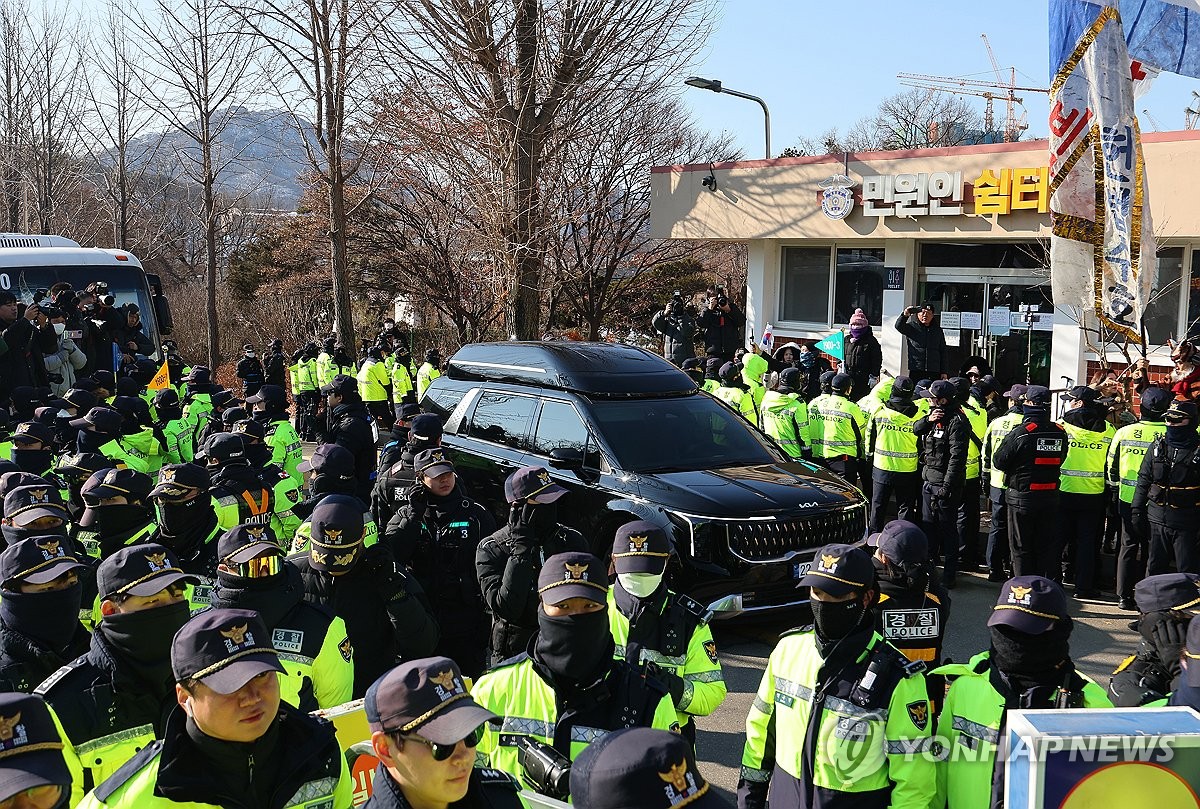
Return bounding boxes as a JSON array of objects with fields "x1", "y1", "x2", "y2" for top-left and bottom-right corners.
[{"x1": 629, "y1": 462, "x2": 862, "y2": 517}]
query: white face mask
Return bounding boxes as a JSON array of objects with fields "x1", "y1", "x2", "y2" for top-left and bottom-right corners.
[
  {"x1": 53, "y1": 322, "x2": 66, "y2": 335},
  {"x1": 618, "y1": 571, "x2": 664, "y2": 599},
  {"x1": 57, "y1": 409, "x2": 71, "y2": 419}
]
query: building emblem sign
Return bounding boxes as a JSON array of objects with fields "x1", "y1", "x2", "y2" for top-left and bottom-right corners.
[{"x1": 818, "y1": 174, "x2": 855, "y2": 220}]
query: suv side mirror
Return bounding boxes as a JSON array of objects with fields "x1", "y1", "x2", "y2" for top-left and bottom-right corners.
[{"x1": 548, "y1": 447, "x2": 584, "y2": 469}]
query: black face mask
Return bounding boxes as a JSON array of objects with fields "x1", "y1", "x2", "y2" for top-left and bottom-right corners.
[
  {"x1": 534, "y1": 606, "x2": 613, "y2": 684},
  {"x1": 99, "y1": 599, "x2": 191, "y2": 685},
  {"x1": 811, "y1": 598, "x2": 866, "y2": 645},
  {"x1": 989, "y1": 620, "x2": 1073, "y2": 681},
  {"x1": 86, "y1": 503, "x2": 151, "y2": 538},
  {"x1": 1, "y1": 521, "x2": 66, "y2": 548},
  {"x1": 518, "y1": 502, "x2": 558, "y2": 536},
  {"x1": 1167, "y1": 424, "x2": 1199, "y2": 446},
  {"x1": 155, "y1": 498, "x2": 216, "y2": 558},
  {"x1": 0, "y1": 582, "x2": 82, "y2": 651},
  {"x1": 11, "y1": 448, "x2": 53, "y2": 474},
  {"x1": 156, "y1": 405, "x2": 183, "y2": 424},
  {"x1": 76, "y1": 429, "x2": 108, "y2": 454}
]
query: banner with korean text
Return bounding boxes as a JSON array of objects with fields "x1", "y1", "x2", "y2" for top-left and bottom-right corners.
[{"x1": 1049, "y1": 1, "x2": 1154, "y2": 342}]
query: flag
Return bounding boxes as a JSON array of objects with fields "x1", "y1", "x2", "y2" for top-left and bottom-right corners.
[
  {"x1": 147, "y1": 360, "x2": 171, "y2": 391},
  {"x1": 1050, "y1": 0, "x2": 1155, "y2": 342},
  {"x1": 1121, "y1": 0, "x2": 1200, "y2": 78},
  {"x1": 813, "y1": 330, "x2": 845, "y2": 361}
]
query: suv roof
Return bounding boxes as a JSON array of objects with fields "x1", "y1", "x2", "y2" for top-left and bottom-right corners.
[{"x1": 445, "y1": 341, "x2": 696, "y2": 398}]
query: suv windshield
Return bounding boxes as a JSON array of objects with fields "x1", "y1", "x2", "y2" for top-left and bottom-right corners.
[{"x1": 589, "y1": 396, "x2": 778, "y2": 473}]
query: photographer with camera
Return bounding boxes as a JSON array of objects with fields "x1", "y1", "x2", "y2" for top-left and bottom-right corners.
[
  {"x1": 0, "y1": 290, "x2": 56, "y2": 403},
  {"x1": 651, "y1": 291, "x2": 699, "y2": 367},
  {"x1": 697, "y1": 284, "x2": 745, "y2": 362}
]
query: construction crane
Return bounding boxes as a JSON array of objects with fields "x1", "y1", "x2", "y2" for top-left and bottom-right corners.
[
  {"x1": 1187, "y1": 91, "x2": 1200, "y2": 129},
  {"x1": 1142, "y1": 109, "x2": 1163, "y2": 132},
  {"x1": 982, "y1": 34, "x2": 1016, "y2": 141}
]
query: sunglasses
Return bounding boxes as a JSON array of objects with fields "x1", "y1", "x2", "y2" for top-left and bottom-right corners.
[
  {"x1": 233, "y1": 553, "x2": 282, "y2": 579},
  {"x1": 399, "y1": 724, "x2": 486, "y2": 761}
]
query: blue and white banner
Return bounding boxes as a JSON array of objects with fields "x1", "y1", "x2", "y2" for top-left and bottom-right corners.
[
  {"x1": 1121, "y1": 0, "x2": 1200, "y2": 78},
  {"x1": 1050, "y1": 1, "x2": 1155, "y2": 342}
]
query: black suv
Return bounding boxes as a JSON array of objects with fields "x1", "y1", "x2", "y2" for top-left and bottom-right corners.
[{"x1": 421, "y1": 342, "x2": 867, "y2": 617}]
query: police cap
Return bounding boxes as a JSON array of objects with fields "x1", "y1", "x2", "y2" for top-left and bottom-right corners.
[
  {"x1": 319, "y1": 374, "x2": 357, "y2": 397},
  {"x1": 611, "y1": 520, "x2": 673, "y2": 574},
  {"x1": 297, "y1": 444, "x2": 355, "y2": 478},
  {"x1": 1134, "y1": 573, "x2": 1200, "y2": 614},
  {"x1": 1002, "y1": 383, "x2": 1028, "y2": 401},
  {"x1": 890, "y1": 376, "x2": 915, "y2": 397},
  {"x1": 0, "y1": 536, "x2": 87, "y2": 588},
  {"x1": 1023, "y1": 386, "x2": 1052, "y2": 407},
  {"x1": 49, "y1": 388, "x2": 96, "y2": 413},
  {"x1": 97, "y1": 543, "x2": 196, "y2": 600},
  {"x1": 245, "y1": 384, "x2": 286, "y2": 409},
  {"x1": 573, "y1": 727, "x2": 729, "y2": 809},
  {"x1": 1141, "y1": 386, "x2": 1172, "y2": 414},
  {"x1": 1166, "y1": 399, "x2": 1199, "y2": 423},
  {"x1": 68, "y1": 406, "x2": 122, "y2": 434},
  {"x1": 797, "y1": 544, "x2": 875, "y2": 597},
  {"x1": 537, "y1": 552, "x2": 608, "y2": 605},
  {"x1": 413, "y1": 449, "x2": 455, "y2": 479},
  {"x1": 365, "y1": 656, "x2": 498, "y2": 743},
  {"x1": 830, "y1": 373, "x2": 852, "y2": 394},
  {"x1": 202, "y1": 432, "x2": 247, "y2": 465},
  {"x1": 3, "y1": 486, "x2": 67, "y2": 528},
  {"x1": 218, "y1": 525, "x2": 281, "y2": 565},
  {"x1": 308, "y1": 494, "x2": 365, "y2": 574},
  {"x1": 0, "y1": 693, "x2": 72, "y2": 801},
  {"x1": 871, "y1": 520, "x2": 928, "y2": 568},
  {"x1": 149, "y1": 464, "x2": 211, "y2": 502},
  {"x1": 172, "y1": 608, "x2": 284, "y2": 694},
  {"x1": 11, "y1": 421, "x2": 53, "y2": 446},
  {"x1": 410, "y1": 414, "x2": 443, "y2": 442},
  {"x1": 504, "y1": 466, "x2": 567, "y2": 505},
  {"x1": 1062, "y1": 386, "x2": 1100, "y2": 404},
  {"x1": 988, "y1": 575, "x2": 1068, "y2": 634}
]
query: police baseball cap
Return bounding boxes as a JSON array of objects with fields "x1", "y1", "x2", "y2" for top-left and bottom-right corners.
[
  {"x1": 797, "y1": 544, "x2": 876, "y2": 597},
  {"x1": 680, "y1": 357, "x2": 703, "y2": 373},
  {"x1": 297, "y1": 444, "x2": 355, "y2": 477},
  {"x1": 1062, "y1": 386, "x2": 1100, "y2": 403},
  {"x1": 537, "y1": 552, "x2": 608, "y2": 605},
  {"x1": 1141, "y1": 387, "x2": 1172, "y2": 413},
  {"x1": 202, "y1": 432, "x2": 247, "y2": 464},
  {"x1": 1166, "y1": 400, "x2": 1199, "y2": 423},
  {"x1": 718, "y1": 362, "x2": 740, "y2": 383},
  {"x1": 1134, "y1": 573, "x2": 1200, "y2": 614},
  {"x1": 172, "y1": 608, "x2": 285, "y2": 694},
  {"x1": 308, "y1": 494, "x2": 365, "y2": 573},
  {"x1": 988, "y1": 575, "x2": 1069, "y2": 634},
  {"x1": 81, "y1": 467, "x2": 153, "y2": 504},
  {"x1": 830, "y1": 373, "x2": 852, "y2": 394},
  {"x1": 54, "y1": 453, "x2": 114, "y2": 481},
  {"x1": 68, "y1": 406, "x2": 122, "y2": 433},
  {"x1": 115, "y1": 377, "x2": 141, "y2": 398},
  {"x1": 365, "y1": 657, "x2": 499, "y2": 743},
  {"x1": 927, "y1": 380, "x2": 956, "y2": 401},
  {"x1": 611, "y1": 521, "x2": 673, "y2": 574},
  {"x1": 0, "y1": 693, "x2": 72, "y2": 802},
  {"x1": 891, "y1": 376, "x2": 915, "y2": 397},
  {"x1": 0, "y1": 536, "x2": 87, "y2": 588},
  {"x1": 1023, "y1": 386, "x2": 1052, "y2": 407},
  {"x1": 3, "y1": 486, "x2": 68, "y2": 527},
  {"x1": 414, "y1": 449, "x2": 455, "y2": 479},
  {"x1": 112, "y1": 396, "x2": 150, "y2": 425},
  {"x1": 504, "y1": 466, "x2": 568, "y2": 505},
  {"x1": 873, "y1": 520, "x2": 929, "y2": 568},
  {"x1": 779, "y1": 367, "x2": 803, "y2": 390},
  {"x1": 0, "y1": 474, "x2": 56, "y2": 504},
  {"x1": 319, "y1": 374, "x2": 357, "y2": 397},
  {"x1": 97, "y1": 543, "x2": 197, "y2": 600},
  {"x1": 152, "y1": 388, "x2": 180, "y2": 409},
  {"x1": 245, "y1": 384, "x2": 286, "y2": 408},
  {"x1": 149, "y1": 464, "x2": 211, "y2": 502},
  {"x1": 410, "y1": 414, "x2": 443, "y2": 442},
  {"x1": 92, "y1": 371, "x2": 117, "y2": 392},
  {"x1": 218, "y1": 525, "x2": 281, "y2": 565},
  {"x1": 398, "y1": 403, "x2": 421, "y2": 421},
  {"x1": 704, "y1": 357, "x2": 722, "y2": 377},
  {"x1": 49, "y1": 388, "x2": 96, "y2": 413},
  {"x1": 232, "y1": 419, "x2": 264, "y2": 442},
  {"x1": 1003, "y1": 383, "x2": 1028, "y2": 401},
  {"x1": 572, "y1": 727, "x2": 729, "y2": 809},
  {"x1": 184, "y1": 366, "x2": 211, "y2": 384},
  {"x1": 210, "y1": 390, "x2": 237, "y2": 409}
]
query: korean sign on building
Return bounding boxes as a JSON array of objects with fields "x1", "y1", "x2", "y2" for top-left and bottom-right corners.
[{"x1": 826, "y1": 167, "x2": 1051, "y2": 220}]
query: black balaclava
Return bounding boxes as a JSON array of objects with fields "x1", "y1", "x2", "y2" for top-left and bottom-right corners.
[
  {"x1": 155, "y1": 402, "x2": 183, "y2": 424},
  {"x1": 1021, "y1": 404, "x2": 1050, "y2": 421},
  {"x1": 76, "y1": 428, "x2": 114, "y2": 455},
  {"x1": 98, "y1": 600, "x2": 191, "y2": 686},
  {"x1": 811, "y1": 592, "x2": 871, "y2": 649},
  {"x1": 533, "y1": 603, "x2": 614, "y2": 685},
  {"x1": 989, "y1": 618, "x2": 1074, "y2": 694},
  {"x1": 155, "y1": 497, "x2": 218, "y2": 561},
  {"x1": 86, "y1": 502, "x2": 152, "y2": 547},
  {"x1": 1061, "y1": 402, "x2": 1109, "y2": 432},
  {"x1": 511, "y1": 501, "x2": 558, "y2": 539},
  {"x1": 0, "y1": 581, "x2": 82, "y2": 651},
  {"x1": 11, "y1": 448, "x2": 53, "y2": 475},
  {"x1": 1167, "y1": 420, "x2": 1200, "y2": 448},
  {"x1": 211, "y1": 562, "x2": 302, "y2": 631},
  {"x1": 1, "y1": 520, "x2": 65, "y2": 548}
]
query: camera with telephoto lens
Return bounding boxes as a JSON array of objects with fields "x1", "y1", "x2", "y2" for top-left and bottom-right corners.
[
  {"x1": 33, "y1": 288, "x2": 47, "y2": 304},
  {"x1": 514, "y1": 736, "x2": 571, "y2": 800}
]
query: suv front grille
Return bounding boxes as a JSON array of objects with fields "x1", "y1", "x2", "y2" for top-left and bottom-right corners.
[{"x1": 726, "y1": 504, "x2": 867, "y2": 563}]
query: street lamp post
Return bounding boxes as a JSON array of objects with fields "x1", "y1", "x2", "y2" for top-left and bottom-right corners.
[{"x1": 684, "y1": 76, "x2": 772, "y2": 159}]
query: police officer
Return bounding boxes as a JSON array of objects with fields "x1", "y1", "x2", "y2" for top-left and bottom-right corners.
[
  {"x1": 700, "y1": 357, "x2": 722, "y2": 394},
  {"x1": 69, "y1": 407, "x2": 122, "y2": 457},
  {"x1": 1110, "y1": 387, "x2": 1171, "y2": 609},
  {"x1": 205, "y1": 432, "x2": 299, "y2": 543},
  {"x1": 389, "y1": 347, "x2": 415, "y2": 412},
  {"x1": 104, "y1": 396, "x2": 165, "y2": 475},
  {"x1": 148, "y1": 464, "x2": 222, "y2": 584},
  {"x1": 951, "y1": 377, "x2": 988, "y2": 572},
  {"x1": 981, "y1": 384, "x2": 1026, "y2": 582},
  {"x1": 180, "y1": 366, "x2": 216, "y2": 428},
  {"x1": 0, "y1": 537, "x2": 90, "y2": 693},
  {"x1": 150, "y1": 388, "x2": 192, "y2": 464},
  {"x1": 1134, "y1": 399, "x2": 1200, "y2": 576},
  {"x1": 363, "y1": 658, "x2": 523, "y2": 809},
  {"x1": 373, "y1": 413, "x2": 443, "y2": 528},
  {"x1": 246, "y1": 384, "x2": 303, "y2": 484},
  {"x1": 1108, "y1": 573, "x2": 1200, "y2": 706},
  {"x1": 1, "y1": 483, "x2": 71, "y2": 549},
  {"x1": 289, "y1": 443, "x2": 378, "y2": 554},
  {"x1": 1057, "y1": 385, "x2": 1115, "y2": 598},
  {"x1": 316, "y1": 338, "x2": 337, "y2": 390},
  {"x1": 416, "y1": 349, "x2": 442, "y2": 401},
  {"x1": 713, "y1": 361, "x2": 756, "y2": 425},
  {"x1": 472, "y1": 552, "x2": 678, "y2": 796},
  {"x1": 573, "y1": 727, "x2": 731, "y2": 809},
  {"x1": 739, "y1": 544, "x2": 935, "y2": 809},
  {"x1": 291, "y1": 495, "x2": 438, "y2": 697},
  {"x1": 0, "y1": 693, "x2": 78, "y2": 808},
  {"x1": 384, "y1": 449, "x2": 496, "y2": 678},
  {"x1": 933, "y1": 577, "x2": 1112, "y2": 809},
  {"x1": 78, "y1": 608, "x2": 353, "y2": 808},
  {"x1": 741, "y1": 352, "x2": 768, "y2": 416},
  {"x1": 75, "y1": 468, "x2": 157, "y2": 559},
  {"x1": 759, "y1": 367, "x2": 809, "y2": 460},
  {"x1": 866, "y1": 375, "x2": 920, "y2": 531},
  {"x1": 811, "y1": 372, "x2": 866, "y2": 486},
  {"x1": 290, "y1": 347, "x2": 319, "y2": 441},
  {"x1": 607, "y1": 521, "x2": 726, "y2": 743},
  {"x1": 9, "y1": 421, "x2": 57, "y2": 477},
  {"x1": 359, "y1": 345, "x2": 394, "y2": 431},
  {"x1": 264, "y1": 337, "x2": 287, "y2": 388},
  {"x1": 993, "y1": 385, "x2": 1069, "y2": 579},
  {"x1": 235, "y1": 344, "x2": 264, "y2": 398},
  {"x1": 210, "y1": 525, "x2": 354, "y2": 712},
  {"x1": 37, "y1": 544, "x2": 196, "y2": 789},
  {"x1": 54, "y1": 452, "x2": 114, "y2": 522},
  {"x1": 868, "y1": 520, "x2": 950, "y2": 668},
  {"x1": 321, "y1": 374, "x2": 377, "y2": 501},
  {"x1": 476, "y1": 466, "x2": 587, "y2": 666},
  {"x1": 915, "y1": 379, "x2": 969, "y2": 587},
  {"x1": 681, "y1": 356, "x2": 705, "y2": 388},
  {"x1": 377, "y1": 402, "x2": 421, "y2": 474}
]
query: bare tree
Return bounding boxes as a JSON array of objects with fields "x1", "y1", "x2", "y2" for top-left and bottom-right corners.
[
  {"x1": 376, "y1": 0, "x2": 714, "y2": 340},
  {"x1": 788, "y1": 89, "x2": 985, "y2": 155}
]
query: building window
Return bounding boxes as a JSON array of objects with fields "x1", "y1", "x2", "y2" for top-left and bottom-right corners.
[
  {"x1": 781, "y1": 246, "x2": 885, "y2": 326},
  {"x1": 1144, "y1": 246, "x2": 1183, "y2": 345}
]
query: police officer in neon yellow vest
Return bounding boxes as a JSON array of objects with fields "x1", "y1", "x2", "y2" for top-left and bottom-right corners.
[
  {"x1": 713, "y1": 361, "x2": 757, "y2": 425},
  {"x1": 37, "y1": 544, "x2": 197, "y2": 791},
  {"x1": 73, "y1": 468, "x2": 157, "y2": 560},
  {"x1": 739, "y1": 544, "x2": 935, "y2": 809},
  {"x1": 700, "y1": 357, "x2": 722, "y2": 394},
  {"x1": 148, "y1": 463, "x2": 223, "y2": 609},
  {"x1": 472, "y1": 552, "x2": 678, "y2": 796},
  {"x1": 246, "y1": 384, "x2": 303, "y2": 484},
  {"x1": 416, "y1": 349, "x2": 442, "y2": 401},
  {"x1": 982, "y1": 384, "x2": 1026, "y2": 582},
  {"x1": 810, "y1": 373, "x2": 867, "y2": 486},
  {"x1": 1056, "y1": 386, "x2": 1115, "y2": 599},
  {"x1": 865, "y1": 376, "x2": 920, "y2": 531},
  {"x1": 933, "y1": 576, "x2": 1111, "y2": 809},
  {"x1": 759, "y1": 367, "x2": 809, "y2": 460},
  {"x1": 77, "y1": 608, "x2": 353, "y2": 808}
]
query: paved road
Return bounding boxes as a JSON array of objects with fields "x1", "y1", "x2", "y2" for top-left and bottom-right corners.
[{"x1": 693, "y1": 567, "x2": 1138, "y2": 804}]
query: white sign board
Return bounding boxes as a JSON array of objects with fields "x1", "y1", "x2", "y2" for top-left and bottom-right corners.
[
  {"x1": 988, "y1": 307, "x2": 1012, "y2": 336},
  {"x1": 960, "y1": 311, "x2": 983, "y2": 330},
  {"x1": 939, "y1": 311, "x2": 961, "y2": 330}
]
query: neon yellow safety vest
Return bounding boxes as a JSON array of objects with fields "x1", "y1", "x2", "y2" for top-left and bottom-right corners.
[
  {"x1": 858, "y1": 377, "x2": 894, "y2": 418},
  {"x1": 741, "y1": 629, "x2": 936, "y2": 804},
  {"x1": 808, "y1": 394, "x2": 865, "y2": 459},
  {"x1": 293, "y1": 361, "x2": 316, "y2": 394},
  {"x1": 714, "y1": 384, "x2": 758, "y2": 426},
  {"x1": 932, "y1": 651, "x2": 1112, "y2": 809},
  {"x1": 472, "y1": 656, "x2": 679, "y2": 787},
  {"x1": 416, "y1": 362, "x2": 441, "y2": 400},
  {"x1": 1108, "y1": 420, "x2": 1166, "y2": 503},
  {"x1": 701, "y1": 379, "x2": 720, "y2": 394},
  {"x1": 99, "y1": 429, "x2": 165, "y2": 475},
  {"x1": 1057, "y1": 419, "x2": 1115, "y2": 495},
  {"x1": 962, "y1": 400, "x2": 987, "y2": 480},
  {"x1": 983, "y1": 411, "x2": 1023, "y2": 490},
  {"x1": 212, "y1": 473, "x2": 301, "y2": 545},
  {"x1": 391, "y1": 362, "x2": 414, "y2": 401},
  {"x1": 315, "y1": 352, "x2": 336, "y2": 388},
  {"x1": 265, "y1": 420, "x2": 304, "y2": 484},
  {"x1": 357, "y1": 359, "x2": 390, "y2": 402},
  {"x1": 868, "y1": 405, "x2": 919, "y2": 473},
  {"x1": 759, "y1": 390, "x2": 808, "y2": 458}
]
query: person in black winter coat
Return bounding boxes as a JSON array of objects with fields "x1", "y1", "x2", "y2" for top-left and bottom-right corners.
[
  {"x1": 914, "y1": 379, "x2": 970, "y2": 587},
  {"x1": 771, "y1": 342, "x2": 829, "y2": 402},
  {"x1": 475, "y1": 466, "x2": 587, "y2": 666},
  {"x1": 372, "y1": 414, "x2": 443, "y2": 529},
  {"x1": 844, "y1": 309, "x2": 883, "y2": 398},
  {"x1": 263, "y1": 339, "x2": 287, "y2": 387},
  {"x1": 235, "y1": 344, "x2": 266, "y2": 397},
  {"x1": 111, "y1": 303, "x2": 154, "y2": 361},
  {"x1": 0, "y1": 537, "x2": 91, "y2": 693},
  {"x1": 0, "y1": 295, "x2": 55, "y2": 403},
  {"x1": 383, "y1": 450, "x2": 496, "y2": 678},
  {"x1": 651, "y1": 298, "x2": 698, "y2": 366},
  {"x1": 291, "y1": 495, "x2": 438, "y2": 697},
  {"x1": 320, "y1": 374, "x2": 378, "y2": 501},
  {"x1": 696, "y1": 292, "x2": 746, "y2": 361},
  {"x1": 894, "y1": 304, "x2": 947, "y2": 380},
  {"x1": 1133, "y1": 399, "x2": 1200, "y2": 577}
]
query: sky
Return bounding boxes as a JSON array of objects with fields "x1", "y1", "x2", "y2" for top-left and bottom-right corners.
[{"x1": 681, "y1": 0, "x2": 1200, "y2": 158}]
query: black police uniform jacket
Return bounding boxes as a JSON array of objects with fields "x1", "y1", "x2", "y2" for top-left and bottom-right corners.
[
  {"x1": 872, "y1": 563, "x2": 951, "y2": 667},
  {"x1": 364, "y1": 764, "x2": 523, "y2": 809},
  {"x1": 1133, "y1": 434, "x2": 1200, "y2": 528},
  {"x1": 264, "y1": 350, "x2": 288, "y2": 387},
  {"x1": 291, "y1": 544, "x2": 438, "y2": 698},
  {"x1": 994, "y1": 414, "x2": 1069, "y2": 509},
  {"x1": 913, "y1": 406, "x2": 969, "y2": 496},
  {"x1": 235, "y1": 355, "x2": 265, "y2": 386},
  {"x1": 326, "y1": 400, "x2": 377, "y2": 501},
  {"x1": 0, "y1": 618, "x2": 90, "y2": 693},
  {"x1": 1109, "y1": 637, "x2": 1175, "y2": 707},
  {"x1": 475, "y1": 521, "x2": 588, "y2": 665}
]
